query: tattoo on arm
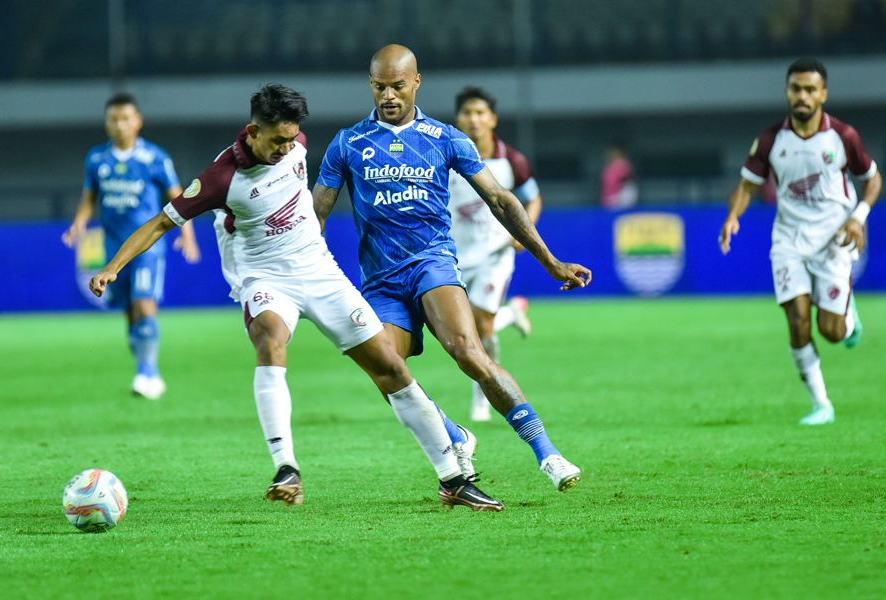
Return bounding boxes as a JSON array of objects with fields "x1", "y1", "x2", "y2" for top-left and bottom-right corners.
[{"x1": 312, "y1": 184, "x2": 340, "y2": 229}]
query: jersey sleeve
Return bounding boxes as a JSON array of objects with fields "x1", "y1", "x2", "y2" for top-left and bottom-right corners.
[
  {"x1": 740, "y1": 127, "x2": 777, "y2": 185},
  {"x1": 505, "y1": 145, "x2": 540, "y2": 203},
  {"x1": 153, "y1": 147, "x2": 181, "y2": 194},
  {"x1": 448, "y1": 126, "x2": 486, "y2": 178},
  {"x1": 82, "y1": 153, "x2": 98, "y2": 192},
  {"x1": 164, "y1": 152, "x2": 235, "y2": 225},
  {"x1": 316, "y1": 130, "x2": 346, "y2": 189},
  {"x1": 837, "y1": 124, "x2": 876, "y2": 179}
]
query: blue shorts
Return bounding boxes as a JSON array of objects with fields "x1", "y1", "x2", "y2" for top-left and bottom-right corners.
[
  {"x1": 107, "y1": 253, "x2": 165, "y2": 309},
  {"x1": 361, "y1": 255, "x2": 465, "y2": 356}
]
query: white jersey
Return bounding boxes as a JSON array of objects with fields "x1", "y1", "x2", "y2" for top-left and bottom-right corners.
[
  {"x1": 448, "y1": 136, "x2": 539, "y2": 269},
  {"x1": 164, "y1": 129, "x2": 328, "y2": 297},
  {"x1": 741, "y1": 113, "x2": 877, "y2": 256}
]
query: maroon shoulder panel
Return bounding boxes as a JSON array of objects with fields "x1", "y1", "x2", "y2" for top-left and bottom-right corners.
[
  {"x1": 502, "y1": 140, "x2": 534, "y2": 188},
  {"x1": 170, "y1": 148, "x2": 237, "y2": 220},
  {"x1": 742, "y1": 121, "x2": 782, "y2": 180},
  {"x1": 829, "y1": 114, "x2": 874, "y2": 176}
]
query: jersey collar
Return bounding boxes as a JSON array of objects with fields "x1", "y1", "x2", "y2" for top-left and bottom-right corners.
[
  {"x1": 232, "y1": 127, "x2": 263, "y2": 169},
  {"x1": 368, "y1": 105, "x2": 426, "y2": 123}
]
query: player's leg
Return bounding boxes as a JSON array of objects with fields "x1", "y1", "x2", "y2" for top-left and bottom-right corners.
[
  {"x1": 345, "y1": 334, "x2": 503, "y2": 511},
  {"x1": 243, "y1": 283, "x2": 303, "y2": 505},
  {"x1": 774, "y1": 254, "x2": 833, "y2": 425},
  {"x1": 809, "y1": 246, "x2": 861, "y2": 348},
  {"x1": 470, "y1": 304, "x2": 497, "y2": 422},
  {"x1": 126, "y1": 254, "x2": 165, "y2": 400},
  {"x1": 423, "y1": 285, "x2": 581, "y2": 491},
  {"x1": 307, "y1": 270, "x2": 502, "y2": 510},
  {"x1": 493, "y1": 296, "x2": 532, "y2": 337}
]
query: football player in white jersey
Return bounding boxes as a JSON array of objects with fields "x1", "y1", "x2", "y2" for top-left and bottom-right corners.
[
  {"x1": 719, "y1": 58, "x2": 882, "y2": 425},
  {"x1": 448, "y1": 87, "x2": 542, "y2": 421},
  {"x1": 88, "y1": 84, "x2": 503, "y2": 511}
]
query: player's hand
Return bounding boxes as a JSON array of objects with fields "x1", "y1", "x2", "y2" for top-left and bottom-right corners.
[
  {"x1": 174, "y1": 235, "x2": 202, "y2": 264},
  {"x1": 719, "y1": 216, "x2": 740, "y2": 255},
  {"x1": 88, "y1": 269, "x2": 118, "y2": 297},
  {"x1": 548, "y1": 261, "x2": 592, "y2": 291},
  {"x1": 836, "y1": 218, "x2": 866, "y2": 252},
  {"x1": 61, "y1": 222, "x2": 84, "y2": 248}
]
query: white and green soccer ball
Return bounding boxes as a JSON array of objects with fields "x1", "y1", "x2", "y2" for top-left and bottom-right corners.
[{"x1": 62, "y1": 469, "x2": 128, "y2": 533}]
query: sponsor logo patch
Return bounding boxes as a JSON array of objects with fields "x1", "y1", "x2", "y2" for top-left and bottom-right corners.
[
  {"x1": 183, "y1": 178, "x2": 201, "y2": 198},
  {"x1": 350, "y1": 308, "x2": 367, "y2": 326},
  {"x1": 511, "y1": 409, "x2": 529, "y2": 421},
  {"x1": 249, "y1": 187, "x2": 260, "y2": 199},
  {"x1": 416, "y1": 122, "x2": 442, "y2": 138},
  {"x1": 362, "y1": 147, "x2": 376, "y2": 161},
  {"x1": 264, "y1": 191, "x2": 306, "y2": 236}
]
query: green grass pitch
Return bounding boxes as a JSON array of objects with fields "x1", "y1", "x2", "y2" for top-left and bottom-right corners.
[{"x1": 1, "y1": 296, "x2": 885, "y2": 599}]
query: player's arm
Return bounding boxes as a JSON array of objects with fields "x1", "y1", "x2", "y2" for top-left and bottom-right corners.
[
  {"x1": 61, "y1": 189, "x2": 97, "y2": 247},
  {"x1": 838, "y1": 168, "x2": 882, "y2": 252},
  {"x1": 512, "y1": 193, "x2": 542, "y2": 252},
  {"x1": 166, "y1": 185, "x2": 201, "y2": 263},
  {"x1": 312, "y1": 183, "x2": 341, "y2": 232},
  {"x1": 89, "y1": 212, "x2": 177, "y2": 297},
  {"x1": 468, "y1": 167, "x2": 590, "y2": 291},
  {"x1": 719, "y1": 179, "x2": 760, "y2": 255}
]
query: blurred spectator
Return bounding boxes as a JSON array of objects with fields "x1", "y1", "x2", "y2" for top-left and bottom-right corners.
[{"x1": 600, "y1": 145, "x2": 638, "y2": 209}]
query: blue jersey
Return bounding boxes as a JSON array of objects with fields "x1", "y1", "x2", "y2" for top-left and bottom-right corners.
[
  {"x1": 317, "y1": 107, "x2": 485, "y2": 286},
  {"x1": 83, "y1": 137, "x2": 180, "y2": 257}
]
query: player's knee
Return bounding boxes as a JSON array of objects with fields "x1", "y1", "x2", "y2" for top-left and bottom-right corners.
[
  {"x1": 818, "y1": 322, "x2": 845, "y2": 343},
  {"x1": 449, "y1": 340, "x2": 492, "y2": 378}
]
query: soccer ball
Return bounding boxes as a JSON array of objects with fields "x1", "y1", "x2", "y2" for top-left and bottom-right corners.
[{"x1": 62, "y1": 469, "x2": 128, "y2": 533}]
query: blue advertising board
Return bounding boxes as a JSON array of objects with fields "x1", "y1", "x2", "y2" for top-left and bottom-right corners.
[{"x1": 0, "y1": 205, "x2": 883, "y2": 313}]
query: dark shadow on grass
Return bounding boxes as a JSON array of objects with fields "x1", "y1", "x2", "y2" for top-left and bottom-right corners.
[{"x1": 693, "y1": 418, "x2": 746, "y2": 427}]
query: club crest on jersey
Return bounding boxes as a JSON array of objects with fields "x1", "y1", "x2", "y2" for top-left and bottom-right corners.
[
  {"x1": 415, "y1": 122, "x2": 442, "y2": 138},
  {"x1": 389, "y1": 141, "x2": 404, "y2": 154},
  {"x1": 293, "y1": 161, "x2": 306, "y2": 180},
  {"x1": 114, "y1": 163, "x2": 127, "y2": 175},
  {"x1": 264, "y1": 190, "x2": 306, "y2": 236},
  {"x1": 822, "y1": 150, "x2": 835, "y2": 165}
]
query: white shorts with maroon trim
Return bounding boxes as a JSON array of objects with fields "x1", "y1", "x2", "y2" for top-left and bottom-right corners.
[
  {"x1": 240, "y1": 255, "x2": 383, "y2": 353},
  {"x1": 770, "y1": 240, "x2": 854, "y2": 315},
  {"x1": 460, "y1": 246, "x2": 516, "y2": 314}
]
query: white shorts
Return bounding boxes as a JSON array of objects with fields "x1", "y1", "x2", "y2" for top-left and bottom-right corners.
[
  {"x1": 460, "y1": 246, "x2": 516, "y2": 314},
  {"x1": 240, "y1": 256, "x2": 383, "y2": 353},
  {"x1": 770, "y1": 241, "x2": 854, "y2": 314}
]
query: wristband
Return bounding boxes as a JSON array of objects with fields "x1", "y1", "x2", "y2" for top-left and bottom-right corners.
[{"x1": 851, "y1": 202, "x2": 871, "y2": 225}]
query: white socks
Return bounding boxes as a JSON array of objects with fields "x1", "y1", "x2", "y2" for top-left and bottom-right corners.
[
  {"x1": 493, "y1": 307, "x2": 515, "y2": 332},
  {"x1": 254, "y1": 366, "x2": 298, "y2": 471},
  {"x1": 388, "y1": 380, "x2": 461, "y2": 481},
  {"x1": 790, "y1": 343, "x2": 831, "y2": 408}
]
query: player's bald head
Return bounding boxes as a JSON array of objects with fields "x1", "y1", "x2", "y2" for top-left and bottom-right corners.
[{"x1": 369, "y1": 44, "x2": 418, "y2": 78}]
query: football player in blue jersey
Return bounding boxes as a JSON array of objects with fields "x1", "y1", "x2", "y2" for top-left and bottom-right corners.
[
  {"x1": 314, "y1": 44, "x2": 591, "y2": 492},
  {"x1": 63, "y1": 93, "x2": 200, "y2": 400}
]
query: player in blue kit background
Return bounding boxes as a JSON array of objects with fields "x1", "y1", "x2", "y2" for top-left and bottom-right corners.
[
  {"x1": 313, "y1": 44, "x2": 591, "y2": 492},
  {"x1": 63, "y1": 93, "x2": 201, "y2": 400}
]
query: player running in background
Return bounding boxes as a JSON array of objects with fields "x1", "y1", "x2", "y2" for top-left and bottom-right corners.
[
  {"x1": 63, "y1": 93, "x2": 201, "y2": 400},
  {"x1": 313, "y1": 45, "x2": 590, "y2": 492},
  {"x1": 719, "y1": 58, "x2": 881, "y2": 425},
  {"x1": 448, "y1": 86, "x2": 541, "y2": 421},
  {"x1": 88, "y1": 84, "x2": 503, "y2": 512}
]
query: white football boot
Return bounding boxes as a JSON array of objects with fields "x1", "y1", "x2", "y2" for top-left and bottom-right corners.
[
  {"x1": 132, "y1": 374, "x2": 166, "y2": 401},
  {"x1": 799, "y1": 404, "x2": 835, "y2": 425},
  {"x1": 540, "y1": 455, "x2": 582, "y2": 491},
  {"x1": 452, "y1": 425, "x2": 477, "y2": 477}
]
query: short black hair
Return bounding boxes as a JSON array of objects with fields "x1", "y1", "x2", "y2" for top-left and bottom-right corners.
[
  {"x1": 105, "y1": 92, "x2": 139, "y2": 111},
  {"x1": 455, "y1": 86, "x2": 497, "y2": 114},
  {"x1": 250, "y1": 83, "x2": 309, "y2": 125},
  {"x1": 786, "y1": 58, "x2": 827, "y2": 85}
]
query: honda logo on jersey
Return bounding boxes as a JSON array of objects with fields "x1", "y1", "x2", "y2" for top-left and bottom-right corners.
[{"x1": 264, "y1": 190, "x2": 306, "y2": 236}]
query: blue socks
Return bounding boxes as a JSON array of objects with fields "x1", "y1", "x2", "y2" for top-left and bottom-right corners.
[
  {"x1": 507, "y1": 403, "x2": 559, "y2": 464},
  {"x1": 128, "y1": 317, "x2": 160, "y2": 377},
  {"x1": 434, "y1": 402, "x2": 467, "y2": 445}
]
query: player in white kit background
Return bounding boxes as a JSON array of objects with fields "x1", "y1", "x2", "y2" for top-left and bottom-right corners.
[
  {"x1": 448, "y1": 86, "x2": 541, "y2": 422},
  {"x1": 719, "y1": 58, "x2": 882, "y2": 425},
  {"x1": 88, "y1": 84, "x2": 504, "y2": 512}
]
